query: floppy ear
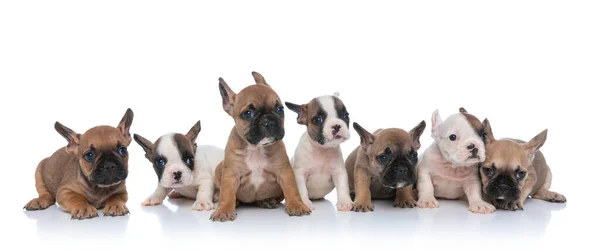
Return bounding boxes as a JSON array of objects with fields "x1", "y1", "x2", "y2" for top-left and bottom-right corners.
[
  {"x1": 353, "y1": 122, "x2": 375, "y2": 149},
  {"x1": 133, "y1": 134, "x2": 154, "y2": 161},
  {"x1": 523, "y1": 129, "x2": 548, "y2": 162},
  {"x1": 409, "y1": 120, "x2": 427, "y2": 150},
  {"x1": 117, "y1": 108, "x2": 134, "y2": 145},
  {"x1": 252, "y1": 71, "x2": 269, "y2": 86},
  {"x1": 218, "y1": 77, "x2": 237, "y2": 116},
  {"x1": 54, "y1": 122, "x2": 81, "y2": 155},
  {"x1": 284, "y1": 102, "x2": 308, "y2": 125},
  {"x1": 431, "y1": 110, "x2": 443, "y2": 139},
  {"x1": 481, "y1": 118, "x2": 496, "y2": 144}
]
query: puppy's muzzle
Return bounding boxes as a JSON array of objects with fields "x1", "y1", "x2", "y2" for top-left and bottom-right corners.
[
  {"x1": 91, "y1": 157, "x2": 128, "y2": 186},
  {"x1": 248, "y1": 114, "x2": 285, "y2": 144},
  {"x1": 380, "y1": 163, "x2": 417, "y2": 188},
  {"x1": 467, "y1": 143, "x2": 479, "y2": 158},
  {"x1": 486, "y1": 175, "x2": 520, "y2": 201}
]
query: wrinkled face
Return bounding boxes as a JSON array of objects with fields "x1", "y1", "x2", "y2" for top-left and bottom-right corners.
[
  {"x1": 77, "y1": 126, "x2": 129, "y2": 187},
  {"x1": 234, "y1": 85, "x2": 286, "y2": 146},
  {"x1": 434, "y1": 113, "x2": 486, "y2": 166},
  {"x1": 480, "y1": 140, "x2": 530, "y2": 202},
  {"x1": 150, "y1": 133, "x2": 195, "y2": 188},
  {"x1": 367, "y1": 129, "x2": 419, "y2": 188}
]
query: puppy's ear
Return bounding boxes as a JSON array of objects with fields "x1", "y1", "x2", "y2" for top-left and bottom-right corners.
[
  {"x1": 431, "y1": 110, "x2": 443, "y2": 139},
  {"x1": 353, "y1": 122, "x2": 375, "y2": 149},
  {"x1": 252, "y1": 71, "x2": 269, "y2": 86},
  {"x1": 186, "y1": 120, "x2": 201, "y2": 152},
  {"x1": 409, "y1": 120, "x2": 427, "y2": 150},
  {"x1": 482, "y1": 118, "x2": 496, "y2": 144},
  {"x1": 54, "y1": 122, "x2": 81, "y2": 155},
  {"x1": 133, "y1": 134, "x2": 154, "y2": 161},
  {"x1": 333, "y1": 92, "x2": 340, "y2": 97},
  {"x1": 523, "y1": 129, "x2": 548, "y2": 162},
  {"x1": 219, "y1": 77, "x2": 237, "y2": 116},
  {"x1": 459, "y1": 107, "x2": 468, "y2": 113},
  {"x1": 284, "y1": 102, "x2": 308, "y2": 125},
  {"x1": 117, "y1": 108, "x2": 134, "y2": 145}
]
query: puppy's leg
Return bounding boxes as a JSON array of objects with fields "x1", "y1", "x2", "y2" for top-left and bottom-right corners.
[
  {"x1": 463, "y1": 179, "x2": 496, "y2": 214},
  {"x1": 192, "y1": 178, "x2": 215, "y2": 211},
  {"x1": 331, "y1": 164, "x2": 353, "y2": 211},
  {"x1": 531, "y1": 170, "x2": 566, "y2": 203},
  {"x1": 276, "y1": 165, "x2": 311, "y2": 216},
  {"x1": 103, "y1": 192, "x2": 129, "y2": 217},
  {"x1": 24, "y1": 162, "x2": 55, "y2": 210},
  {"x1": 57, "y1": 188, "x2": 98, "y2": 220},
  {"x1": 210, "y1": 168, "x2": 239, "y2": 222},
  {"x1": 142, "y1": 185, "x2": 169, "y2": 206},
  {"x1": 394, "y1": 185, "x2": 417, "y2": 208},
  {"x1": 293, "y1": 167, "x2": 314, "y2": 210},
  {"x1": 352, "y1": 167, "x2": 373, "y2": 212},
  {"x1": 416, "y1": 171, "x2": 439, "y2": 208}
]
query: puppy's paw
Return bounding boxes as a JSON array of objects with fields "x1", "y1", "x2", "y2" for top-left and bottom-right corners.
[
  {"x1": 285, "y1": 201, "x2": 312, "y2": 216},
  {"x1": 336, "y1": 200, "x2": 353, "y2": 211},
  {"x1": 141, "y1": 196, "x2": 163, "y2": 206},
  {"x1": 497, "y1": 200, "x2": 523, "y2": 211},
  {"x1": 24, "y1": 197, "x2": 54, "y2": 211},
  {"x1": 256, "y1": 197, "x2": 282, "y2": 209},
  {"x1": 546, "y1": 192, "x2": 567, "y2": 203},
  {"x1": 210, "y1": 208, "x2": 237, "y2": 222},
  {"x1": 168, "y1": 191, "x2": 183, "y2": 199},
  {"x1": 192, "y1": 200, "x2": 215, "y2": 211},
  {"x1": 103, "y1": 203, "x2": 130, "y2": 217},
  {"x1": 417, "y1": 197, "x2": 439, "y2": 208},
  {"x1": 395, "y1": 197, "x2": 417, "y2": 208},
  {"x1": 70, "y1": 205, "x2": 98, "y2": 220},
  {"x1": 302, "y1": 199, "x2": 316, "y2": 211},
  {"x1": 468, "y1": 201, "x2": 496, "y2": 214},
  {"x1": 352, "y1": 201, "x2": 374, "y2": 212}
]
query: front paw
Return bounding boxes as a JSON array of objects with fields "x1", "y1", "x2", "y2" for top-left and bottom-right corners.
[
  {"x1": 336, "y1": 199, "x2": 353, "y2": 211},
  {"x1": 192, "y1": 200, "x2": 215, "y2": 211},
  {"x1": 141, "y1": 196, "x2": 163, "y2": 206},
  {"x1": 103, "y1": 203, "x2": 130, "y2": 217},
  {"x1": 469, "y1": 201, "x2": 496, "y2": 214},
  {"x1": 417, "y1": 197, "x2": 439, "y2": 208},
  {"x1": 71, "y1": 205, "x2": 98, "y2": 220},
  {"x1": 352, "y1": 201, "x2": 374, "y2": 212},
  {"x1": 395, "y1": 197, "x2": 417, "y2": 208},
  {"x1": 495, "y1": 200, "x2": 523, "y2": 211},
  {"x1": 302, "y1": 199, "x2": 315, "y2": 211},
  {"x1": 285, "y1": 201, "x2": 312, "y2": 216},
  {"x1": 24, "y1": 197, "x2": 53, "y2": 211},
  {"x1": 210, "y1": 207, "x2": 237, "y2": 222}
]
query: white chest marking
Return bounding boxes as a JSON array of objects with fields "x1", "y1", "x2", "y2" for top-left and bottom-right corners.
[{"x1": 245, "y1": 148, "x2": 269, "y2": 189}]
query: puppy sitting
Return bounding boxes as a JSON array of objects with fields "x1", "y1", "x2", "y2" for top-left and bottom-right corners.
[
  {"x1": 346, "y1": 121, "x2": 426, "y2": 212},
  {"x1": 24, "y1": 109, "x2": 134, "y2": 219},
  {"x1": 133, "y1": 121, "x2": 225, "y2": 211},
  {"x1": 416, "y1": 108, "x2": 495, "y2": 214},
  {"x1": 210, "y1": 72, "x2": 311, "y2": 222},
  {"x1": 479, "y1": 119, "x2": 566, "y2": 210},
  {"x1": 285, "y1": 92, "x2": 353, "y2": 211}
]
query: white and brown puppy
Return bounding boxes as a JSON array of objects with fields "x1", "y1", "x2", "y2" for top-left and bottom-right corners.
[
  {"x1": 134, "y1": 121, "x2": 224, "y2": 211},
  {"x1": 210, "y1": 72, "x2": 311, "y2": 222},
  {"x1": 416, "y1": 108, "x2": 496, "y2": 214},
  {"x1": 346, "y1": 121, "x2": 426, "y2": 212},
  {"x1": 479, "y1": 119, "x2": 566, "y2": 210},
  {"x1": 285, "y1": 92, "x2": 353, "y2": 211}
]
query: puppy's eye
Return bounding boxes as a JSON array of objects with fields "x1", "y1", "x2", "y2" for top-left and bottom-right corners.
[
  {"x1": 482, "y1": 167, "x2": 494, "y2": 177},
  {"x1": 312, "y1": 116, "x2": 324, "y2": 125},
  {"x1": 276, "y1": 106, "x2": 284, "y2": 115},
  {"x1": 377, "y1": 154, "x2": 389, "y2": 164},
  {"x1": 449, "y1": 134, "x2": 457, "y2": 141},
  {"x1": 118, "y1": 146, "x2": 128, "y2": 156},
  {"x1": 242, "y1": 110, "x2": 255, "y2": 120},
  {"x1": 409, "y1": 151, "x2": 418, "y2": 161},
  {"x1": 343, "y1": 113, "x2": 349, "y2": 120},
  {"x1": 84, "y1": 151, "x2": 95, "y2": 162},
  {"x1": 155, "y1": 157, "x2": 167, "y2": 168},
  {"x1": 185, "y1": 157, "x2": 194, "y2": 166},
  {"x1": 516, "y1": 171, "x2": 527, "y2": 180}
]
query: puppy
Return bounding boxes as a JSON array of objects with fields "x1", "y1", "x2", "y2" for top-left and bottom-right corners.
[
  {"x1": 24, "y1": 109, "x2": 134, "y2": 219},
  {"x1": 346, "y1": 121, "x2": 426, "y2": 212},
  {"x1": 210, "y1": 72, "x2": 311, "y2": 222},
  {"x1": 133, "y1": 121, "x2": 225, "y2": 211},
  {"x1": 479, "y1": 119, "x2": 566, "y2": 210},
  {"x1": 416, "y1": 108, "x2": 496, "y2": 214},
  {"x1": 285, "y1": 92, "x2": 353, "y2": 211}
]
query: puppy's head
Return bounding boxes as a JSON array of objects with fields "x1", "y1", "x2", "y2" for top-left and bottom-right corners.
[
  {"x1": 353, "y1": 121, "x2": 426, "y2": 188},
  {"x1": 54, "y1": 108, "x2": 134, "y2": 187},
  {"x1": 218, "y1": 72, "x2": 286, "y2": 146},
  {"x1": 133, "y1": 121, "x2": 201, "y2": 188},
  {"x1": 431, "y1": 109, "x2": 486, "y2": 166},
  {"x1": 285, "y1": 92, "x2": 350, "y2": 147},
  {"x1": 459, "y1": 107, "x2": 487, "y2": 143},
  {"x1": 479, "y1": 119, "x2": 547, "y2": 203}
]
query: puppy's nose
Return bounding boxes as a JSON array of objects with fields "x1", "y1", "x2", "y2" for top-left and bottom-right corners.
[
  {"x1": 471, "y1": 147, "x2": 478, "y2": 155},
  {"x1": 332, "y1": 125, "x2": 341, "y2": 135},
  {"x1": 173, "y1": 171, "x2": 182, "y2": 181},
  {"x1": 263, "y1": 120, "x2": 276, "y2": 128},
  {"x1": 467, "y1": 144, "x2": 475, "y2": 150},
  {"x1": 498, "y1": 184, "x2": 510, "y2": 191}
]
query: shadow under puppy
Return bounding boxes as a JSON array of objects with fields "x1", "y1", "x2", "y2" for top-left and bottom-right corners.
[
  {"x1": 134, "y1": 121, "x2": 225, "y2": 211},
  {"x1": 479, "y1": 119, "x2": 566, "y2": 210},
  {"x1": 285, "y1": 92, "x2": 353, "y2": 211},
  {"x1": 24, "y1": 108, "x2": 134, "y2": 219},
  {"x1": 210, "y1": 72, "x2": 311, "y2": 222},
  {"x1": 346, "y1": 121, "x2": 426, "y2": 212}
]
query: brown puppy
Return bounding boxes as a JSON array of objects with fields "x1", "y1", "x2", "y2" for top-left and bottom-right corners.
[
  {"x1": 24, "y1": 109, "x2": 134, "y2": 219},
  {"x1": 479, "y1": 119, "x2": 566, "y2": 210},
  {"x1": 210, "y1": 72, "x2": 311, "y2": 222},
  {"x1": 346, "y1": 121, "x2": 426, "y2": 212}
]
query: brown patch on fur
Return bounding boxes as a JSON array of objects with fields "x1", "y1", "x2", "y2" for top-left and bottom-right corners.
[{"x1": 459, "y1": 107, "x2": 484, "y2": 138}]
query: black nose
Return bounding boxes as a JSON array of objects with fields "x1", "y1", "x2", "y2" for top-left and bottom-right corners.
[
  {"x1": 263, "y1": 120, "x2": 276, "y2": 128},
  {"x1": 332, "y1": 125, "x2": 341, "y2": 135},
  {"x1": 173, "y1": 171, "x2": 182, "y2": 181},
  {"x1": 397, "y1": 167, "x2": 406, "y2": 174},
  {"x1": 467, "y1": 144, "x2": 475, "y2": 150},
  {"x1": 471, "y1": 147, "x2": 478, "y2": 155},
  {"x1": 498, "y1": 184, "x2": 510, "y2": 191}
]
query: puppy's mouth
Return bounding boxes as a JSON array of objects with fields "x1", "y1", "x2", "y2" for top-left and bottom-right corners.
[
  {"x1": 258, "y1": 137, "x2": 275, "y2": 146},
  {"x1": 96, "y1": 181, "x2": 122, "y2": 188}
]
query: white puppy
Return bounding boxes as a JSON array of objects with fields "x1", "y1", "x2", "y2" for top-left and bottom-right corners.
[
  {"x1": 133, "y1": 121, "x2": 225, "y2": 211},
  {"x1": 285, "y1": 93, "x2": 353, "y2": 211},
  {"x1": 416, "y1": 109, "x2": 495, "y2": 214}
]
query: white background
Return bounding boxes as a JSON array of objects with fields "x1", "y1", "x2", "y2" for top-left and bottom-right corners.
[{"x1": 1, "y1": 1, "x2": 598, "y2": 249}]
